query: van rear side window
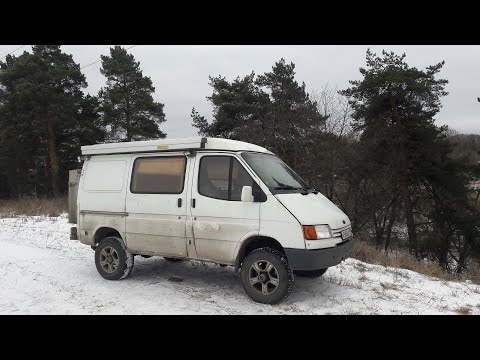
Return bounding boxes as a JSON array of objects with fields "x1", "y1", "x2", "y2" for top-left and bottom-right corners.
[
  {"x1": 84, "y1": 160, "x2": 126, "y2": 191},
  {"x1": 130, "y1": 156, "x2": 186, "y2": 194}
]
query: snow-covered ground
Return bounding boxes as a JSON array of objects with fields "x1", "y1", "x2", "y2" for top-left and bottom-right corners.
[{"x1": 1, "y1": 215, "x2": 480, "y2": 315}]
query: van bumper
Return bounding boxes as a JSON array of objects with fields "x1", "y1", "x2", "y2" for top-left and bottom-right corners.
[{"x1": 285, "y1": 239, "x2": 353, "y2": 271}]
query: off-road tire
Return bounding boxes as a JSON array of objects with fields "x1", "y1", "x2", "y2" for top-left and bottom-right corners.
[
  {"x1": 95, "y1": 236, "x2": 134, "y2": 280},
  {"x1": 240, "y1": 247, "x2": 295, "y2": 304}
]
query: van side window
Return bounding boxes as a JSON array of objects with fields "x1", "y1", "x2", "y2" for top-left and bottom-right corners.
[
  {"x1": 199, "y1": 156, "x2": 255, "y2": 201},
  {"x1": 131, "y1": 156, "x2": 186, "y2": 194}
]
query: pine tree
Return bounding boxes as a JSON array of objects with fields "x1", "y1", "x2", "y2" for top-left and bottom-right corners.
[
  {"x1": 191, "y1": 59, "x2": 326, "y2": 175},
  {"x1": 340, "y1": 49, "x2": 449, "y2": 256},
  {"x1": 256, "y1": 59, "x2": 326, "y2": 170},
  {"x1": 60, "y1": 94, "x2": 106, "y2": 172},
  {"x1": 0, "y1": 46, "x2": 105, "y2": 197},
  {"x1": 0, "y1": 46, "x2": 88, "y2": 196},
  {"x1": 99, "y1": 46, "x2": 166, "y2": 142},
  {"x1": 191, "y1": 107, "x2": 209, "y2": 136}
]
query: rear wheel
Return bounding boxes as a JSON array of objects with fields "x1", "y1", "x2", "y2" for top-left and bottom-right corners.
[
  {"x1": 240, "y1": 248, "x2": 294, "y2": 304},
  {"x1": 295, "y1": 268, "x2": 328, "y2": 278},
  {"x1": 95, "y1": 237, "x2": 134, "y2": 280}
]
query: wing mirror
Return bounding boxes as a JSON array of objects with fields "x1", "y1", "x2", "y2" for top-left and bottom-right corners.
[{"x1": 241, "y1": 186, "x2": 254, "y2": 202}]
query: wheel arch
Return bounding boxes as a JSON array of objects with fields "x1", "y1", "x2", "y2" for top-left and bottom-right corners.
[
  {"x1": 94, "y1": 226, "x2": 123, "y2": 244},
  {"x1": 234, "y1": 235, "x2": 286, "y2": 271}
]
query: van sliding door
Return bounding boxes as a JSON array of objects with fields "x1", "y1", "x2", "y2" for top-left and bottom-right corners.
[{"x1": 125, "y1": 153, "x2": 189, "y2": 257}]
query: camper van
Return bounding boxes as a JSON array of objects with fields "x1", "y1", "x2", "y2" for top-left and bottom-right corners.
[{"x1": 70, "y1": 137, "x2": 353, "y2": 304}]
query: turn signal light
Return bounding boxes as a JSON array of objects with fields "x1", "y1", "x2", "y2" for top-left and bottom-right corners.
[{"x1": 303, "y1": 226, "x2": 317, "y2": 240}]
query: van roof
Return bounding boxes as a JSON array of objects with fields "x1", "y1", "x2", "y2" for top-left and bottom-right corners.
[{"x1": 81, "y1": 137, "x2": 274, "y2": 156}]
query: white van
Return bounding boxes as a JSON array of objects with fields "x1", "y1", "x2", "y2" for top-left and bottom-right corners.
[{"x1": 71, "y1": 137, "x2": 353, "y2": 304}]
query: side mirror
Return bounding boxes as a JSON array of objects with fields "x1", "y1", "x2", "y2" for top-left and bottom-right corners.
[{"x1": 241, "y1": 186, "x2": 254, "y2": 202}]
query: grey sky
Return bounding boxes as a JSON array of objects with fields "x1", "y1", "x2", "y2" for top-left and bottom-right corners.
[{"x1": 1, "y1": 45, "x2": 479, "y2": 137}]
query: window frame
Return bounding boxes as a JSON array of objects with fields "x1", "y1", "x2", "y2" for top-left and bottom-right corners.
[
  {"x1": 198, "y1": 155, "x2": 255, "y2": 202},
  {"x1": 130, "y1": 155, "x2": 187, "y2": 195}
]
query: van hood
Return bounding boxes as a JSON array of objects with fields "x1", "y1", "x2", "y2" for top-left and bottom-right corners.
[{"x1": 274, "y1": 192, "x2": 350, "y2": 230}]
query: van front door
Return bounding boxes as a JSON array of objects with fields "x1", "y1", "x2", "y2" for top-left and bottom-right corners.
[
  {"x1": 125, "y1": 154, "x2": 190, "y2": 257},
  {"x1": 189, "y1": 154, "x2": 261, "y2": 264}
]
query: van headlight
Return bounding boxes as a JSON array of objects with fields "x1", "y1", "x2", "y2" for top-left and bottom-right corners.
[{"x1": 303, "y1": 225, "x2": 333, "y2": 240}]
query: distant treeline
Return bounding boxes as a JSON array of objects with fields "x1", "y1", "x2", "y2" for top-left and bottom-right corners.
[
  {"x1": 450, "y1": 133, "x2": 480, "y2": 163},
  {"x1": 0, "y1": 46, "x2": 479, "y2": 273}
]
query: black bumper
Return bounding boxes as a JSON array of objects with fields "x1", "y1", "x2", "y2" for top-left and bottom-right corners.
[{"x1": 285, "y1": 239, "x2": 353, "y2": 271}]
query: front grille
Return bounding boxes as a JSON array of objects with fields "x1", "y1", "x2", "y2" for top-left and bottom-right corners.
[{"x1": 331, "y1": 225, "x2": 352, "y2": 242}]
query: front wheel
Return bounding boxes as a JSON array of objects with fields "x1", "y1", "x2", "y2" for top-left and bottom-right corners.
[
  {"x1": 295, "y1": 268, "x2": 328, "y2": 278},
  {"x1": 240, "y1": 248, "x2": 295, "y2": 304}
]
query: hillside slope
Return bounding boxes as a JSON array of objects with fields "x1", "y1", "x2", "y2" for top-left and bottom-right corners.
[{"x1": 1, "y1": 215, "x2": 479, "y2": 314}]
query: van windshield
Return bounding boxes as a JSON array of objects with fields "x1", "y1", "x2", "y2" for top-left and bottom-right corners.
[{"x1": 241, "y1": 152, "x2": 310, "y2": 191}]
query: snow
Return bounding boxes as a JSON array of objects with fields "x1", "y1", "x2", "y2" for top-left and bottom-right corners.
[{"x1": 1, "y1": 215, "x2": 480, "y2": 314}]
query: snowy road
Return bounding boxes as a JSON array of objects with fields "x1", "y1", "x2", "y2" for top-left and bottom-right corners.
[{"x1": 1, "y1": 215, "x2": 479, "y2": 314}]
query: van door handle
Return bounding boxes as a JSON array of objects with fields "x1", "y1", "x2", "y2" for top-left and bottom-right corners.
[
  {"x1": 178, "y1": 198, "x2": 182, "y2": 207},
  {"x1": 192, "y1": 198, "x2": 196, "y2": 208}
]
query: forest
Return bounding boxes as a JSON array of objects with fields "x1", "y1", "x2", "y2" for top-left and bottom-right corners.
[{"x1": 1, "y1": 45, "x2": 479, "y2": 275}]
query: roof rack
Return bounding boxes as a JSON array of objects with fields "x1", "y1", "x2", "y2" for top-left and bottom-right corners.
[{"x1": 81, "y1": 137, "x2": 273, "y2": 156}]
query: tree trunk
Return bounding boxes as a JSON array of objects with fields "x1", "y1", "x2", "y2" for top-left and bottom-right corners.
[
  {"x1": 293, "y1": 124, "x2": 298, "y2": 170},
  {"x1": 124, "y1": 76, "x2": 132, "y2": 142},
  {"x1": 385, "y1": 196, "x2": 398, "y2": 251},
  {"x1": 391, "y1": 96, "x2": 417, "y2": 256},
  {"x1": 373, "y1": 212, "x2": 383, "y2": 247},
  {"x1": 456, "y1": 245, "x2": 468, "y2": 274},
  {"x1": 432, "y1": 188, "x2": 449, "y2": 270},
  {"x1": 438, "y1": 232, "x2": 449, "y2": 271},
  {"x1": 125, "y1": 104, "x2": 132, "y2": 141},
  {"x1": 47, "y1": 110, "x2": 60, "y2": 196},
  {"x1": 400, "y1": 140, "x2": 417, "y2": 256}
]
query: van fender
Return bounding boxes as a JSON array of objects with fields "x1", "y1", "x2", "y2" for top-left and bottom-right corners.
[
  {"x1": 232, "y1": 230, "x2": 261, "y2": 263},
  {"x1": 92, "y1": 224, "x2": 126, "y2": 246},
  {"x1": 233, "y1": 232, "x2": 285, "y2": 271}
]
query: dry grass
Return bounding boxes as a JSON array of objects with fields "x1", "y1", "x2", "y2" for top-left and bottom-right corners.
[
  {"x1": 454, "y1": 306, "x2": 472, "y2": 315},
  {"x1": 354, "y1": 263, "x2": 368, "y2": 273},
  {"x1": 380, "y1": 282, "x2": 398, "y2": 291},
  {"x1": 0, "y1": 197, "x2": 67, "y2": 218},
  {"x1": 352, "y1": 240, "x2": 480, "y2": 285},
  {"x1": 358, "y1": 274, "x2": 368, "y2": 282}
]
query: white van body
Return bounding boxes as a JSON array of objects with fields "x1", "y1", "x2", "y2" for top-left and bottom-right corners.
[{"x1": 72, "y1": 137, "x2": 353, "y2": 303}]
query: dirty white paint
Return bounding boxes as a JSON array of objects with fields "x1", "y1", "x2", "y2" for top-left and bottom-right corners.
[{"x1": 194, "y1": 222, "x2": 221, "y2": 232}]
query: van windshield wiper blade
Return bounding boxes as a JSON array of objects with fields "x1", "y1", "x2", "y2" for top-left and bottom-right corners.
[
  {"x1": 272, "y1": 177, "x2": 309, "y2": 193},
  {"x1": 273, "y1": 185, "x2": 310, "y2": 195},
  {"x1": 273, "y1": 185, "x2": 300, "y2": 190}
]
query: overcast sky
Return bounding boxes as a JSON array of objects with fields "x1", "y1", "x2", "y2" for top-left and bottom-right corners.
[{"x1": 1, "y1": 45, "x2": 479, "y2": 137}]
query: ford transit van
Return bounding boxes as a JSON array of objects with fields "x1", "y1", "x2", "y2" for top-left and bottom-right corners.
[{"x1": 71, "y1": 137, "x2": 353, "y2": 304}]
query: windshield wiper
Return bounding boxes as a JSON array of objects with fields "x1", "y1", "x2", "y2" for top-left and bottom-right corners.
[
  {"x1": 273, "y1": 185, "x2": 300, "y2": 190},
  {"x1": 272, "y1": 177, "x2": 309, "y2": 194},
  {"x1": 273, "y1": 185, "x2": 309, "y2": 195},
  {"x1": 274, "y1": 185, "x2": 319, "y2": 195}
]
